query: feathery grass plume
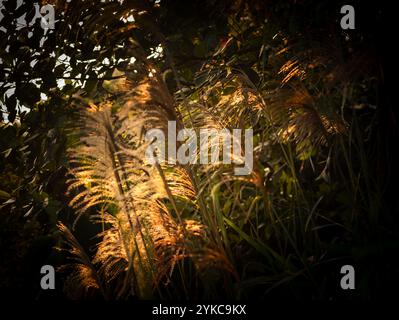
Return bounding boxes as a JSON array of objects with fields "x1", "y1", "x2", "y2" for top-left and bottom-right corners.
[
  {"x1": 56, "y1": 222, "x2": 106, "y2": 299},
  {"x1": 266, "y1": 43, "x2": 349, "y2": 156},
  {"x1": 181, "y1": 72, "x2": 263, "y2": 129},
  {"x1": 66, "y1": 92, "x2": 167, "y2": 297},
  {"x1": 64, "y1": 71, "x2": 234, "y2": 298},
  {"x1": 266, "y1": 86, "x2": 347, "y2": 157},
  {"x1": 166, "y1": 34, "x2": 353, "y2": 289}
]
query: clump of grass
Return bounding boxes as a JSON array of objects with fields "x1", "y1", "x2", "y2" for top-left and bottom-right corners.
[{"x1": 58, "y1": 14, "x2": 381, "y2": 300}]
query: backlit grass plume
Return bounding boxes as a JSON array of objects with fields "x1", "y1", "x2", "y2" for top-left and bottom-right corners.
[{"x1": 61, "y1": 74, "x2": 235, "y2": 298}]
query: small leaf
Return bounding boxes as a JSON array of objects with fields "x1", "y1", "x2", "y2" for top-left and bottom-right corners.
[
  {"x1": 0, "y1": 190, "x2": 11, "y2": 200},
  {"x1": 3, "y1": 148, "x2": 12, "y2": 158},
  {"x1": 24, "y1": 206, "x2": 34, "y2": 217}
]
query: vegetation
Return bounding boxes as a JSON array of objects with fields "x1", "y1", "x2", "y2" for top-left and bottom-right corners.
[{"x1": 0, "y1": 0, "x2": 397, "y2": 300}]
